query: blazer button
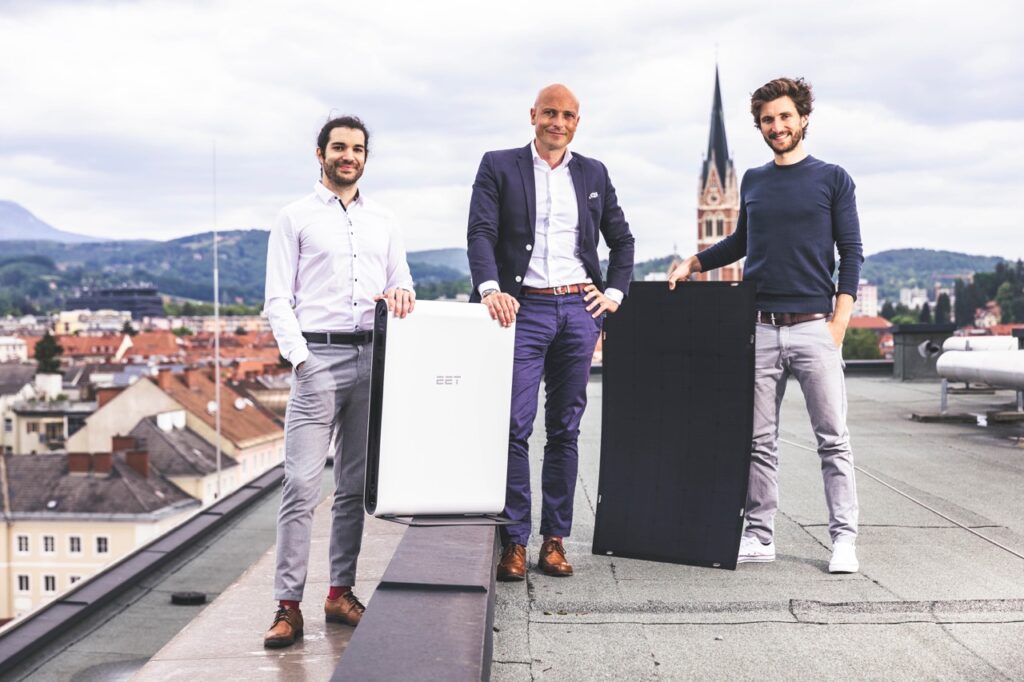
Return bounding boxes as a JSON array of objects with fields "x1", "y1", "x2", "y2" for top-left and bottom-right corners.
[
  {"x1": 515, "y1": 276, "x2": 522, "y2": 283},
  {"x1": 526, "y1": 244, "x2": 533, "y2": 251}
]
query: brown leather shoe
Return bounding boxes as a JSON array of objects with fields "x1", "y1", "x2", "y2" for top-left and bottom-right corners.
[
  {"x1": 538, "y1": 538, "x2": 573, "y2": 577},
  {"x1": 496, "y1": 543, "x2": 526, "y2": 582},
  {"x1": 325, "y1": 591, "x2": 366, "y2": 626},
  {"x1": 264, "y1": 606, "x2": 303, "y2": 648}
]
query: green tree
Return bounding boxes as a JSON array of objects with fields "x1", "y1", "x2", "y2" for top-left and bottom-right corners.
[
  {"x1": 918, "y1": 302, "x2": 933, "y2": 324},
  {"x1": 934, "y1": 293, "x2": 951, "y2": 324},
  {"x1": 121, "y1": 320, "x2": 137, "y2": 336},
  {"x1": 995, "y1": 281, "x2": 1024, "y2": 323},
  {"x1": 34, "y1": 331, "x2": 63, "y2": 373},
  {"x1": 880, "y1": 301, "x2": 895, "y2": 320},
  {"x1": 235, "y1": 326, "x2": 248, "y2": 335},
  {"x1": 842, "y1": 329, "x2": 882, "y2": 360}
]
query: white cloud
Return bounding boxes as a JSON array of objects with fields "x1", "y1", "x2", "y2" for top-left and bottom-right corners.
[{"x1": 0, "y1": 0, "x2": 1022, "y2": 265}]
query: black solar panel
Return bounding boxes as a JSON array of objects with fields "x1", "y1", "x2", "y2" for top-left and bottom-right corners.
[{"x1": 592, "y1": 281, "x2": 755, "y2": 569}]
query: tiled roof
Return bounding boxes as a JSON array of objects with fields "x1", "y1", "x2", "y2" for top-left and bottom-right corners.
[
  {"x1": 123, "y1": 331, "x2": 183, "y2": 358},
  {"x1": 0, "y1": 453, "x2": 197, "y2": 516},
  {"x1": 130, "y1": 417, "x2": 238, "y2": 477},
  {"x1": 0, "y1": 363, "x2": 35, "y2": 396},
  {"x1": 849, "y1": 316, "x2": 892, "y2": 330},
  {"x1": 19, "y1": 335, "x2": 123, "y2": 359},
  {"x1": 156, "y1": 371, "x2": 283, "y2": 449}
]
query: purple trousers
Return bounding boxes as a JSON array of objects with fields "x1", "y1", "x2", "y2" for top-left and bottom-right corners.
[{"x1": 501, "y1": 291, "x2": 602, "y2": 546}]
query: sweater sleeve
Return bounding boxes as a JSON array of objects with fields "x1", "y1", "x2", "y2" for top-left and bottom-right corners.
[{"x1": 831, "y1": 166, "x2": 864, "y2": 299}]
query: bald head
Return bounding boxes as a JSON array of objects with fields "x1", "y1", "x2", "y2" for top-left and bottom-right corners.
[
  {"x1": 531, "y1": 84, "x2": 580, "y2": 163},
  {"x1": 534, "y1": 83, "x2": 579, "y2": 111}
]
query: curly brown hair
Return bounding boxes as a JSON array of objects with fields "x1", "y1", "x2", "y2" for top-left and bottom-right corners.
[{"x1": 750, "y1": 77, "x2": 814, "y2": 138}]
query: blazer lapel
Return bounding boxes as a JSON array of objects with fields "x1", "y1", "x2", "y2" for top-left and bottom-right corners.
[
  {"x1": 568, "y1": 155, "x2": 587, "y2": 249},
  {"x1": 516, "y1": 144, "x2": 536, "y2": 238}
]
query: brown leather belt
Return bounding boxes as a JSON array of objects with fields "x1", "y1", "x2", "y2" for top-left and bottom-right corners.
[
  {"x1": 521, "y1": 283, "x2": 589, "y2": 295},
  {"x1": 756, "y1": 311, "x2": 827, "y2": 327}
]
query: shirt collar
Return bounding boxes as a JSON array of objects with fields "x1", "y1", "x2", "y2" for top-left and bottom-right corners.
[
  {"x1": 314, "y1": 181, "x2": 363, "y2": 207},
  {"x1": 531, "y1": 140, "x2": 572, "y2": 171}
]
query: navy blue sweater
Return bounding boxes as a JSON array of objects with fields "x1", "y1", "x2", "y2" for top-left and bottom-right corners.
[{"x1": 697, "y1": 155, "x2": 864, "y2": 314}]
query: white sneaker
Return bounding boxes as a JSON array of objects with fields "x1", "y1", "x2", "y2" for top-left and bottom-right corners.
[
  {"x1": 737, "y1": 534, "x2": 775, "y2": 563},
  {"x1": 829, "y1": 541, "x2": 859, "y2": 574}
]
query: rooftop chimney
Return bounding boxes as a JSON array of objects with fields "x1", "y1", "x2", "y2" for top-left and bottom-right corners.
[
  {"x1": 156, "y1": 369, "x2": 176, "y2": 391},
  {"x1": 125, "y1": 449, "x2": 149, "y2": 478},
  {"x1": 111, "y1": 434, "x2": 136, "y2": 452},
  {"x1": 67, "y1": 452, "x2": 91, "y2": 474},
  {"x1": 96, "y1": 386, "x2": 125, "y2": 409},
  {"x1": 184, "y1": 368, "x2": 204, "y2": 390},
  {"x1": 93, "y1": 452, "x2": 113, "y2": 475}
]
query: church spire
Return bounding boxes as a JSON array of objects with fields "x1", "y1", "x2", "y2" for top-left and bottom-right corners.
[{"x1": 701, "y1": 66, "x2": 731, "y2": 191}]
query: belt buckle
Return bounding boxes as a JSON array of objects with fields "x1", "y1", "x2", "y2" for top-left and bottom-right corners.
[
  {"x1": 324, "y1": 332, "x2": 332, "y2": 345},
  {"x1": 553, "y1": 285, "x2": 569, "y2": 295}
]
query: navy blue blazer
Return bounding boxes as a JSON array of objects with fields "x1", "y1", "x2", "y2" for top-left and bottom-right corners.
[{"x1": 467, "y1": 143, "x2": 635, "y2": 302}]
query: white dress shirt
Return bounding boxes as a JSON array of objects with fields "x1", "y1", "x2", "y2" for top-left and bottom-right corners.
[
  {"x1": 265, "y1": 181, "x2": 414, "y2": 367},
  {"x1": 478, "y1": 142, "x2": 623, "y2": 304}
]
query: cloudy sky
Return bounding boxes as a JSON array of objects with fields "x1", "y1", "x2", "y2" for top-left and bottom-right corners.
[{"x1": 1, "y1": 0, "x2": 1022, "y2": 261}]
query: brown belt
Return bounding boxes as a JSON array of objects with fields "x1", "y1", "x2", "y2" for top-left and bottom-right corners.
[
  {"x1": 521, "y1": 283, "x2": 589, "y2": 296},
  {"x1": 756, "y1": 311, "x2": 827, "y2": 327}
]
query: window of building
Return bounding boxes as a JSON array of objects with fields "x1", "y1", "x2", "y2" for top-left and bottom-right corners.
[
  {"x1": 16, "y1": 534, "x2": 29, "y2": 553},
  {"x1": 704, "y1": 218, "x2": 712, "y2": 238},
  {"x1": 4, "y1": 417, "x2": 11, "y2": 433},
  {"x1": 43, "y1": 535, "x2": 55, "y2": 553},
  {"x1": 27, "y1": 421, "x2": 39, "y2": 433},
  {"x1": 716, "y1": 218, "x2": 725, "y2": 236},
  {"x1": 69, "y1": 535, "x2": 82, "y2": 554},
  {"x1": 17, "y1": 575, "x2": 30, "y2": 592},
  {"x1": 96, "y1": 536, "x2": 110, "y2": 554},
  {"x1": 45, "y1": 422, "x2": 64, "y2": 442},
  {"x1": 69, "y1": 575, "x2": 82, "y2": 585},
  {"x1": 43, "y1": 575, "x2": 57, "y2": 593}
]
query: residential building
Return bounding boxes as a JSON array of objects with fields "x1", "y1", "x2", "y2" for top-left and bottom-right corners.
[
  {"x1": 56, "y1": 310, "x2": 132, "y2": 336},
  {"x1": 0, "y1": 448, "x2": 199, "y2": 621},
  {"x1": 695, "y1": 67, "x2": 742, "y2": 283},
  {"x1": 854, "y1": 280, "x2": 879, "y2": 317},
  {"x1": 9, "y1": 400, "x2": 95, "y2": 454},
  {"x1": 115, "y1": 331, "x2": 184, "y2": 363},
  {"x1": 975, "y1": 302, "x2": 1002, "y2": 328},
  {"x1": 169, "y1": 316, "x2": 270, "y2": 335},
  {"x1": 64, "y1": 377, "x2": 181, "y2": 454},
  {"x1": 130, "y1": 413, "x2": 241, "y2": 506},
  {"x1": 899, "y1": 287, "x2": 929, "y2": 309},
  {"x1": 1, "y1": 365, "x2": 37, "y2": 455},
  {"x1": 0, "y1": 337, "x2": 28, "y2": 363}
]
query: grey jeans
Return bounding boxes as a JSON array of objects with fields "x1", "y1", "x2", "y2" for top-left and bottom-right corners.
[
  {"x1": 745, "y1": 318, "x2": 859, "y2": 545},
  {"x1": 274, "y1": 342, "x2": 371, "y2": 601}
]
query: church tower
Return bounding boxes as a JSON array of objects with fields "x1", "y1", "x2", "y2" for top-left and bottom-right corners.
[{"x1": 696, "y1": 67, "x2": 742, "y2": 282}]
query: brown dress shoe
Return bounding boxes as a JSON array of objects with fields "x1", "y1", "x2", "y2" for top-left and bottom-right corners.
[
  {"x1": 325, "y1": 591, "x2": 366, "y2": 626},
  {"x1": 538, "y1": 538, "x2": 573, "y2": 577},
  {"x1": 264, "y1": 606, "x2": 304, "y2": 648},
  {"x1": 496, "y1": 543, "x2": 526, "y2": 582}
]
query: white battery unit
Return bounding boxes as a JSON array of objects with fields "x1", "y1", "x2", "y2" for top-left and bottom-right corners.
[{"x1": 365, "y1": 299, "x2": 514, "y2": 518}]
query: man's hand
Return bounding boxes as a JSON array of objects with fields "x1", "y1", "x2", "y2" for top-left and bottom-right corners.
[
  {"x1": 826, "y1": 319, "x2": 847, "y2": 348},
  {"x1": 667, "y1": 255, "x2": 703, "y2": 290},
  {"x1": 583, "y1": 285, "x2": 619, "y2": 317},
  {"x1": 483, "y1": 291, "x2": 520, "y2": 327},
  {"x1": 828, "y1": 293, "x2": 854, "y2": 349},
  {"x1": 374, "y1": 288, "x2": 416, "y2": 318}
]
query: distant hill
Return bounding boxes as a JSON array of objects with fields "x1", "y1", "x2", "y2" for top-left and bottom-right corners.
[
  {"x1": 0, "y1": 200, "x2": 103, "y2": 243},
  {"x1": 861, "y1": 249, "x2": 1005, "y2": 300},
  {"x1": 406, "y1": 248, "x2": 469, "y2": 276}
]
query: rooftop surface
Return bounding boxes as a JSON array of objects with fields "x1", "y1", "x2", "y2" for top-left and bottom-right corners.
[{"x1": 492, "y1": 375, "x2": 1024, "y2": 680}]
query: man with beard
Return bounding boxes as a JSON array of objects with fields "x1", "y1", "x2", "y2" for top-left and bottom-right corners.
[
  {"x1": 468, "y1": 84, "x2": 635, "y2": 581},
  {"x1": 263, "y1": 116, "x2": 415, "y2": 647},
  {"x1": 668, "y1": 77, "x2": 864, "y2": 574}
]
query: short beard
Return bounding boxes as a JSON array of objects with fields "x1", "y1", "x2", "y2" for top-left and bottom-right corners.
[
  {"x1": 764, "y1": 125, "x2": 803, "y2": 154},
  {"x1": 324, "y1": 160, "x2": 363, "y2": 188}
]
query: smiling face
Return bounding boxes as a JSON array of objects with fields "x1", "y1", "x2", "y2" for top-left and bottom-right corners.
[
  {"x1": 757, "y1": 96, "x2": 808, "y2": 157},
  {"x1": 530, "y1": 85, "x2": 580, "y2": 157},
  {"x1": 316, "y1": 126, "x2": 366, "y2": 191}
]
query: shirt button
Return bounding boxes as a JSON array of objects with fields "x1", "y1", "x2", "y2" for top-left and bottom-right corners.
[
  {"x1": 515, "y1": 276, "x2": 522, "y2": 283},
  {"x1": 526, "y1": 244, "x2": 533, "y2": 251}
]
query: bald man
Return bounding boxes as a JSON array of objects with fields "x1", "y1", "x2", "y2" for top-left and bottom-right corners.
[{"x1": 468, "y1": 84, "x2": 635, "y2": 581}]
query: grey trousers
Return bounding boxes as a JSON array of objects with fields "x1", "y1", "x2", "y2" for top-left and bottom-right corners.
[
  {"x1": 274, "y1": 342, "x2": 371, "y2": 601},
  {"x1": 745, "y1": 319, "x2": 859, "y2": 545}
]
